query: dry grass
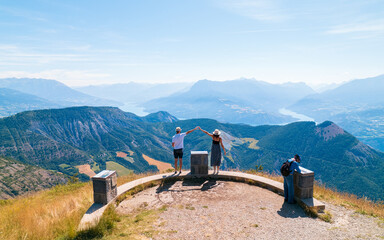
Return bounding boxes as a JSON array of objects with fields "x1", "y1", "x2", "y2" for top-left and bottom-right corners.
[
  {"x1": 0, "y1": 173, "x2": 153, "y2": 240},
  {"x1": 115, "y1": 151, "x2": 134, "y2": 163},
  {"x1": 142, "y1": 154, "x2": 173, "y2": 173},
  {"x1": 317, "y1": 211, "x2": 333, "y2": 223},
  {"x1": 240, "y1": 138, "x2": 260, "y2": 150},
  {"x1": 246, "y1": 170, "x2": 284, "y2": 182},
  {"x1": 116, "y1": 151, "x2": 128, "y2": 158},
  {"x1": 102, "y1": 206, "x2": 168, "y2": 240},
  {"x1": 76, "y1": 164, "x2": 96, "y2": 177},
  {"x1": 0, "y1": 182, "x2": 93, "y2": 240},
  {"x1": 116, "y1": 172, "x2": 154, "y2": 186},
  {"x1": 313, "y1": 184, "x2": 384, "y2": 219},
  {"x1": 106, "y1": 161, "x2": 133, "y2": 176}
]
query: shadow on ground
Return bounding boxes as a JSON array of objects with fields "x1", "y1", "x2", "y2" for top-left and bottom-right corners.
[
  {"x1": 156, "y1": 179, "x2": 219, "y2": 193},
  {"x1": 277, "y1": 202, "x2": 309, "y2": 218}
]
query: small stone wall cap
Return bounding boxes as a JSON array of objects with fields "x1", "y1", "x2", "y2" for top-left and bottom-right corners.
[
  {"x1": 191, "y1": 151, "x2": 208, "y2": 155},
  {"x1": 299, "y1": 166, "x2": 313, "y2": 174},
  {"x1": 92, "y1": 170, "x2": 116, "y2": 179}
]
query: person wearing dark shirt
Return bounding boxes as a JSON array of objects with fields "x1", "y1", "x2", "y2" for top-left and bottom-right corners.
[{"x1": 284, "y1": 154, "x2": 301, "y2": 204}]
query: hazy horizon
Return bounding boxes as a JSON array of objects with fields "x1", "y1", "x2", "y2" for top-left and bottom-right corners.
[{"x1": 0, "y1": 75, "x2": 360, "y2": 92}]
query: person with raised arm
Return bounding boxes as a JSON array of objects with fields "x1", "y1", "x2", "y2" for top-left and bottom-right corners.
[
  {"x1": 198, "y1": 127, "x2": 226, "y2": 174},
  {"x1": 172, "y1": 126, "x2": 198, "y2": 174}
]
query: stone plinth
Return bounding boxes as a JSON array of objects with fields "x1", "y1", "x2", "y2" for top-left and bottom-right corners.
[
  {"x1": 294, "y1": 167, "x2": 314, "y2": 199},
  {"x1": 190, "y1": 151, "x2": 208, "y2": 175},
  {"x1": 92, "y1": 170, "x2": 117, "y2": 204}
]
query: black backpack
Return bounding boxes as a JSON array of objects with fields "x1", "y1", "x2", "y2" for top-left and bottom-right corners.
[{"x1": 280, "y1": 160, "x2": 292, "y2": 177}]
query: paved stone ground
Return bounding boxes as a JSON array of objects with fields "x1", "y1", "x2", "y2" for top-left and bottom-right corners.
[{"x1": 116, "y1": 179, "x2": 384, "y2": 240}]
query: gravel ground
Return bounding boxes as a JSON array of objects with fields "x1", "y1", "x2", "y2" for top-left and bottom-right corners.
[{"x1": 116, "y1": 179, "x2": 384, "y2": 240}]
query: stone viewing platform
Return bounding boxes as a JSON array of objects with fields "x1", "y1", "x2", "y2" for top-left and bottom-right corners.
[{"x1": 78, "y1": 169, "x2": 325, "y2": 230}]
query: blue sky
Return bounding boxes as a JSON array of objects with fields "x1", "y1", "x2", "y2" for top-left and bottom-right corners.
[{"x1": 0, "y1": 0, "x2": 383, "y2": 87}]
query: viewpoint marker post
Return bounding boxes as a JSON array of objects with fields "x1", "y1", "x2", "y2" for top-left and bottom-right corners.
[
  {"x1": 190, "y1": 151, "x2": 208, "y2": 175},
  {"x1": 294, "y1": 167, "x2": 314, "y2": 199},
  {"x1": 92, "y1": 170, "x2": 117, "y2": 204}
]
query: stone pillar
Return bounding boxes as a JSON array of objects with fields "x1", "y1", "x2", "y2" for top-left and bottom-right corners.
[
  {"x1": 190, "y1": 151, "x2": 208, "y2": 175},
  {"x1": 92, "y1": 170, "x2": 117, "y2": 204},
  {"x1": 294, "y1": 167, "x2": 314, "y2": 199}
]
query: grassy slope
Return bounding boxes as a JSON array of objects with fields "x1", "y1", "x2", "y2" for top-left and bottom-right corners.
[
  {"x1": 106, "y1": 161, "x2": 133, "y2": 176},
  {"x1": 0, "y1": 182, "x2": 92, "y2": 240},
  {"x1": 0, "y1": 174, "x2": 150, "y2": 240}
]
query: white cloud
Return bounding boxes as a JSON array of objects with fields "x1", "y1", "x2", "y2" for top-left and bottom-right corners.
[
  {"x1": 0, "y1": 44, "x2": 19, "y2": 51},
  {"x1": 326, "y1": 19, "x2": 384, "y2": 34},
  {"x1": 0, "y1": 44, "x2": 92, "y2": 65}
]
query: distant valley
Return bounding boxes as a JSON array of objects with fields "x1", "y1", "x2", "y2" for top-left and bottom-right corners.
[
  {"x1": 141, "y1": 79, "x2": 315, "y2": 125},
  {"x1": 0, "y1": 87, "x2": 60, "y2": 117},
  {"x1": 75, "y1": 81, "x2": 193, "y2": 104}
]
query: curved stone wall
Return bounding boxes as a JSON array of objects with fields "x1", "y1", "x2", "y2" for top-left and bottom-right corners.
[{"x1": 78, "y1": 170, "x2": 324, "y2": 230}]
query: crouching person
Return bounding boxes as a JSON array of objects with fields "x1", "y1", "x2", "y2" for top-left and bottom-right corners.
[{"x1": 282, "y1": 154, "x2": 301, "y2": 204}]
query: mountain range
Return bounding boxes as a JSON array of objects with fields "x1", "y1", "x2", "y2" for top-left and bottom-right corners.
[
  {"x1": 142, "y1": 79, "x2": 316, "y2": 125},
  {"x1": 75, "y1": 82, "x2": 193, "y2": 104},
  {"x1": 0, "y1": 78, "x2": 121, "y2": 117},
  {"x1": 0, "y1": 106, "x2": 382, "y2": 201},
  {"x1": 73, "y1": 75, "x2": 384, "y2": 152},
  {"x1": 290, "y1": 75, "x2": 384, "y2": 120},
  {"x1": 0, "y1": 88, "x2": 59, "y2": 117},
  {"x1": 2, "y1": 76, "x2": 384, "y2": 154},
  {"x1": 290, "y1": 74, "x2": 384, "y2": 151}
]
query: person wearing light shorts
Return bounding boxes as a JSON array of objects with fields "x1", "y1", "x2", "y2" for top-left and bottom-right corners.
[{"x1": 172, "y1": 126, "x2": 198, "y2": 173}]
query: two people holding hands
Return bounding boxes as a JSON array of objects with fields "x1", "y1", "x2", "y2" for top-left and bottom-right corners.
[{"x1": 172, "y1": 126, "x2": 226, "y2": 174}]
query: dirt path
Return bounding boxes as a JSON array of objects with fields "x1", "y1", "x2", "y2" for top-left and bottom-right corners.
[{"x1": 116, "y1": 180, "x2": 384, "y2": 240}]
